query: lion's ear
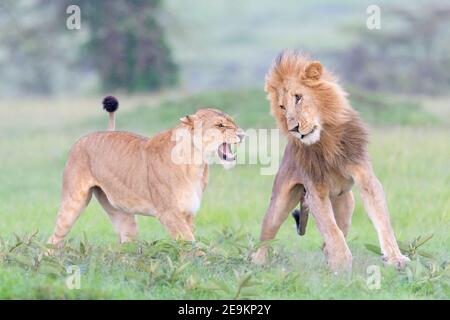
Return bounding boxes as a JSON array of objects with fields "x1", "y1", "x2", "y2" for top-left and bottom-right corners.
[
  {"x1": 303, "y1": 61, "x2": 323, "y2": 81},
  {"x1": 180, "y1": 114, "x2": 197, "y2": 126}
]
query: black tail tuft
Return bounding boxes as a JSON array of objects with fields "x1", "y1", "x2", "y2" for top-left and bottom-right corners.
[{"x1": 102, "y1": 96, "x2": 119, "y2": 113}]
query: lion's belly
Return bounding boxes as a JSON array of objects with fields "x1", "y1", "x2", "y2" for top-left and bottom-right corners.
[{"x1": 328, "y1": 173, "x2": 354, "y2": 197}]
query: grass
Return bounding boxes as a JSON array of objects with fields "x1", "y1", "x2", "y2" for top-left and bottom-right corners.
[{"x1": 0, "y1": 88, "x2": 448, "y2": 299}]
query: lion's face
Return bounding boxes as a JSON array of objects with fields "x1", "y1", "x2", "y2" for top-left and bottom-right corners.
[
  {"x1": 274, "y1": 83, "x2": 322, "y2": 145},
  {"x1": 265, "y1": 51, "x2": 331, "y2": 146},
  {"x1": 180, "y1": 108, "x2": 244, "y2": 168}
]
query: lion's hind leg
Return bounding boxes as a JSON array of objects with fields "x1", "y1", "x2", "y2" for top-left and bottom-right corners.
[
  {"x1": 330, "y1": 190, "x2": 355, "y2": 238},
  {"x1": 93, "y1": 187, "x2": 138, "y2": 243}
]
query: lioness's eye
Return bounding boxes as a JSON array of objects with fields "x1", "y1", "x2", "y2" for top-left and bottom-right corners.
[
  {"x1": 295, "y1": 94, "x2": 303, "y2": 104},
  {"x1": 217, "y1": 123, "x2": 225, "y2": 128},
  {"x1": 279, "y1": 105, "x2": 285, "y2": 110}
]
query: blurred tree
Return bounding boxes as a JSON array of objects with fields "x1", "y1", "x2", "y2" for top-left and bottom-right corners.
[
  {"x1": 0, "y1": 0, "x2": 177, "y2": 96},
  {"x1": 0, "y1": 0, "x2": 76, "y2": 96},
  {"x1": 69, "y1": 0, "x2": 178, "y2": 92},
  {"x1": 338, "y1": 3, "x2": 450, "y2": 95}
]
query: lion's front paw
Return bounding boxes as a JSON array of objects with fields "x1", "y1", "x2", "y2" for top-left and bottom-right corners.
[
  {"x1": 383, "y1": 254, "x2": 410, "y2": 270},
  {"x1": 325, "y1": 247, "x2": 353, "y2": 272},
  {"x1": 251, "y1": 248, "x2": 268, "y2": 265}
]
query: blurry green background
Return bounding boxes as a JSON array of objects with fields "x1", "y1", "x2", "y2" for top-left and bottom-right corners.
[
  {"x1": 1, "y1": 0, "x2": 450, "y2": 95},
  {"x1": 0, "y1": 0, "x2": 449, "y2": 299}
]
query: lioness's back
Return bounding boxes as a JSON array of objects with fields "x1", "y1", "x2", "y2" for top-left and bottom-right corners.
[{"x1": 67, "y1": 131, "x2": 149, "y2": 188}]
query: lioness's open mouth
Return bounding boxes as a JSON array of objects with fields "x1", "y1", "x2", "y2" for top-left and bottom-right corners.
[
  {"x1": 218, "y1": 142, "x2": 236, "y2": 161},
  {"x1": 300, "y1": 125, "x2": 318, "y2": 139}
]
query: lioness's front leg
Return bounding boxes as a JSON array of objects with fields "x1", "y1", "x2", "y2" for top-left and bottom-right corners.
[
  {"x1": 251, "y1": 162, "x2": 302, "y2": 265},
  {"x1": 306, "y1": 185, "x2": 352, "y2": 271},
  {"x1": 158, "y1": 211, "x2": 195, "y2": 242},
  {"x1": 185, "y1": 214, "x2": 195, "y2": 234},
  {"x1": 349, "y1": 161, "x2": 409, "y2": 269}
]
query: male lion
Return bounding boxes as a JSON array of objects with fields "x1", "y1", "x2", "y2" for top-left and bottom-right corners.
[
  {"x1": 48, "y1": 96, "x2": 244, "y2": 247},
  {"x1": 252, "y1": 50, "x2": 409, "y2": 271}
]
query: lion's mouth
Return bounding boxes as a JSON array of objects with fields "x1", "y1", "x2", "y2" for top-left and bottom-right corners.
[
  {"x1": 217, "y1": 143, "x2": 236, "y2": 162},
  {"x1": 300, "y1": 126, "x2": 318, "y2": 139}
]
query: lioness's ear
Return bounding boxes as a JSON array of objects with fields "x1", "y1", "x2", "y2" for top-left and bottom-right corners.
[
  {"x1": 180, "y1": 114, "x2": 197, "y2": 126},
  {"x1": 303, "y1": 61, "x2": 323, "y2": 81}
]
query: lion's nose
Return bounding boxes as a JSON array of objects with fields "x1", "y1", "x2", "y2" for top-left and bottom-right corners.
[{"x1": 289, "y1": 125, "x2": 299, "y2": 133}]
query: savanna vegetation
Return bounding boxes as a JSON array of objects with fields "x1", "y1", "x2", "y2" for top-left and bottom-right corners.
[{"x1": 0, "y1": 89, "x2": 448, "y2": 299}]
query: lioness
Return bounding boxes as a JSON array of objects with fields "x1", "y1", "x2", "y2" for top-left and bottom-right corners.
[
  {"x1": 252, "y1": 50, "x2": 409, "y2": 271},
  {"x1": 48, "y1": 96, "x2": 244, "y2": 247}
]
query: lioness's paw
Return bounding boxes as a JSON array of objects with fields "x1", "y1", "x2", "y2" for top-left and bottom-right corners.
[
  {"x1": 181, "y1": 249, "x2": 206, "y2": 259},
  {"x1": 251, "y1": 248, "x2": 268, "y2": 265},
  {"x1": 44, "y1": 244, "x2": 63, "y2": 257},
  {"x1": 45, "y1": 238, "x2": 64, "y2": 256},
  {"x1": 383, "y1": 254, "x2": 410, "y2": 270}
]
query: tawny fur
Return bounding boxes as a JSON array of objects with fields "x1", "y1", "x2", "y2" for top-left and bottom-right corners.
[
  {"x1": 48, "y1": 106, "x2": 242, "y2": 248},
  {"x1": 252, "y1": 50, "x2": 409, "y2": 271}
]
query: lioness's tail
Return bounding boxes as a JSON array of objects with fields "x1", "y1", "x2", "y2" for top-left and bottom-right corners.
[{"x1": 102, "y1": 96, "x2": 119, "y2": 131}]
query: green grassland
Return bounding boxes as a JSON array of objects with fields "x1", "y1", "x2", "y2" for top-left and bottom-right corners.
[{"x1": 0, "y1": 89, "x2": 448, "y2": 299}]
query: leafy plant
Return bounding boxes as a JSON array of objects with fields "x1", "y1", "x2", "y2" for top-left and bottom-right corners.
[
  {"x1": 365, "y1": 234, "x2": 435, "y2": 260},
  {"x1": 202, "y1": 270, "x2": 260, "y2": 300}
]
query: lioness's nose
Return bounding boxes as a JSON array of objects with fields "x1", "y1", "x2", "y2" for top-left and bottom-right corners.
[
  {"x1": 237, "y1": 130, "x2": 246, "y2": 142},
  {"x1": 289, "y1": 124, "x2": 299, "y2": 133}
]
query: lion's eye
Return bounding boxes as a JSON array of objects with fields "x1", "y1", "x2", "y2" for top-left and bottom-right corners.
[
  {"x1": 217, "y1": 123, "x2": 225, "y2": 128},
  {"x1": 295, "y1": 94, "x2": 303, "y2": 104},
  {"x1": 279, "y1": 105, "x2": 285, "y2": 110}
]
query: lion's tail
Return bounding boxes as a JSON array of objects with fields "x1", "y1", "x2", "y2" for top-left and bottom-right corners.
[{"x1": 102, "y1": 96, "x2": 119, "y2": 131}]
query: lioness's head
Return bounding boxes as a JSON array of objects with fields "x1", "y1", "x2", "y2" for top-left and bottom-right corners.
[
  {"x1": 179, "y1": 108, "x2": 244, "y2": 168},
  {"x1": 265, "y1": 50, "x2": 349, "y2": 145}
]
